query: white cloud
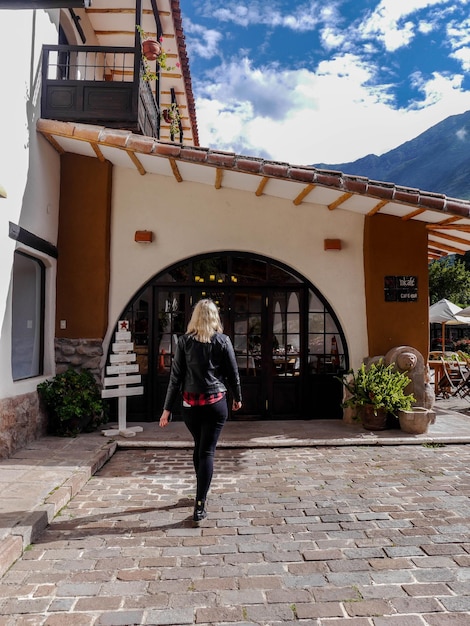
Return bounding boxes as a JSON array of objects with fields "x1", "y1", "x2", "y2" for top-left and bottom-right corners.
[
  {"x1": 195, "y1": 58, "x2": 470, "y2": 164},
  {"x1": 451, "y1": 48, "x2": 470, "y2": 72},
  {"x1": 359, "y1": 0, "x2": 451, "y2": 52},
  {"x1": 183, "y1": 18, "x2": 223, "y2": 59},
  {"x1": 193, "y1": 0, "x2": 326, "y2": 31},
  {"x1": 456, "y1": 127, "x2": 467, "y2": 141}
]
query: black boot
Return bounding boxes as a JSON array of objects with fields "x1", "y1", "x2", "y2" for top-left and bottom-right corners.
[{"x1": 192, "y1": 500, "x2": 207, "y2": 526}]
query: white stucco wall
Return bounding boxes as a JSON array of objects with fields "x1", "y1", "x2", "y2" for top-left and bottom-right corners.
[
  {"x1": 108, "y1": 166, "x2": 368, "y2": 369},
  {"x1": 0, "y1": 10, "x2": 61, "y2": 398}
]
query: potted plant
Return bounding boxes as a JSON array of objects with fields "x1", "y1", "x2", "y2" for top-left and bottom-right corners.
[
  {"x1": 37, "y1": 367, "x2": 107, "y2": 436},
  {"x1": 339, "y1": 360, "x2": 415, "y2": 430},
  {"x1": 162, "y1": 102, "x2": 181, "y2": 138},
  {"x1": 136, "y1": 25, "x2": 177, "y2": 81}
]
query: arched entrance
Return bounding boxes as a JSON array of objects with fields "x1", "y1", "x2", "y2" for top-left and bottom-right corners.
[{"x1": 116, "y1": 252, "x2": 349, "y2": 421}]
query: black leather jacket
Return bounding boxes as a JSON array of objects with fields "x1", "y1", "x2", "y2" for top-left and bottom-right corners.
[{"x1": 163, "y1": 333, "x2": 242, "y2": 411}]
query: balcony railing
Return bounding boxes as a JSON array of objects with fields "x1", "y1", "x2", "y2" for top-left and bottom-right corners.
[{"x1": 41, "y1": 45, "x2": 160, "y2": 138}]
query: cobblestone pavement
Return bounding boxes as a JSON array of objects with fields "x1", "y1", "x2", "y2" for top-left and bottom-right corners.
[{"x1": 1, "y1": 444, "x2": 470, "y2": 626}]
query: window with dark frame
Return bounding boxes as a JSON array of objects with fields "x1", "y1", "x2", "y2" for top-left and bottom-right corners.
[{"x1": 11, "y1": 252, "x2": 45, "y2": 381}]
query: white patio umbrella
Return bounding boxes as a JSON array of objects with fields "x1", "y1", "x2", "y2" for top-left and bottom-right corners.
[{"x1": 429, "y1": 298, "x2": 470, "y2": 349}]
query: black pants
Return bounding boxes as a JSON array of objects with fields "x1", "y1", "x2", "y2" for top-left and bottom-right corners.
[{"x1": 183, "y1": 396, "x2": 228, "y2": 502}]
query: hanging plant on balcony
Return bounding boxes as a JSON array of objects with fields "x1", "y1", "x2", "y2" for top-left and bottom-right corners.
[
  {"x1": 162, "y1": 103, "x2": 181, "y2": 138},
  {"x1": 136, "y1": 25, "x2": 178, "y2": 81}
]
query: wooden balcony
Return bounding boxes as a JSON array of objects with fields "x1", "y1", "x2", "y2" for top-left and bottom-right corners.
[{"x1": 41, "y1": 45, "x2": 160, "y2": 139}]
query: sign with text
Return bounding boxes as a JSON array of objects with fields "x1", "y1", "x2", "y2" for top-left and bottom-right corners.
[{"x1": 384, "y1": 275, "x2": 418, "y2": 302}]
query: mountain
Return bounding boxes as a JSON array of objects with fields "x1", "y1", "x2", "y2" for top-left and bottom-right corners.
[{"x1": 315, "y1": 110, "x2": 470, "y2": 200}]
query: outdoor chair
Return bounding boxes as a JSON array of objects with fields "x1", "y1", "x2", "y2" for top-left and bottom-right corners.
[{"x1": 437, "y1": 357, "x2": 464, "y2": 399}]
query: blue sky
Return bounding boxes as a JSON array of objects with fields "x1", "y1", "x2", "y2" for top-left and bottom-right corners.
[{"x1": 180, "y1": 0, "x2": 470, "y2": 164}]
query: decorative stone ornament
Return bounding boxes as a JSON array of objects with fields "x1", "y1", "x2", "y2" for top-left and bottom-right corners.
[{"x1": 398, "y1": 407, "x2": 435, "y2": 434}]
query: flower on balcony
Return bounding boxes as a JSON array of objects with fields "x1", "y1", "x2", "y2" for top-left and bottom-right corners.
[
  {"x1": 162, "y1": 103, "x2": 181, "y2": 138},
  {"x1": 137, "y1": 25, "x2": 179, "y2": 81}
]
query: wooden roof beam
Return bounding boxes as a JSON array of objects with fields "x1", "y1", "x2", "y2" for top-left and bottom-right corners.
[
  {"x1": 126, "y1": 150, "x2": 146, "y2": 175},
  {"x1": 293, "y1": 184, "x2": 315, "y2": 206},
  {"x1": 328, "y1": 192, "x2": 352, "y2": 211},
  {"x1": 367, "y1": 199, "x2": 389, "y2": 216},
  {"x1": 91, "y1": 142, "x2": 105, "y2": 162},
  {"x1": 428, "y1": 240, "x2": 466, "y2": 255},
  {"x1": 169, "y1": 157, "x2": 182, "y2": 182},
  {"x1": 402, "y1": 208, "x2": 426, "y2": 220},
  {"x1": 215, "y1": 168, "x2": 223, "y2": 190},
  {"x1": 256, "y1": 176, "x2": 269, "y2": 197},
  {"x1": 429, "y1": 231, "x2": 470, "y2": 247},
  {"x1": 427, "y1": 224, "x2": 470, "y2": 232}
]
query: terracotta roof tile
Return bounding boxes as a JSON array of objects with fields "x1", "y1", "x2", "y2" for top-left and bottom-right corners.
[
  {"x1": 171, "y1": 0, "x2": 199, "y2": 145},
  {"x1": 98, "y1": 128, "x2": 132, "y2": 147},
  {"x1": 289, "y1": 167, "x2": 316, "y2": 183},
  {"x1": 444, "y1": 198, "x2": 470, "y2": 217},
  {"x1": 367, "y1": 181, "x2": 395, "y2": 199},
  {"x1": 236, "y1": 157, "x2": 264, "y2": 174},
  {"x1": 207, "y1": 151, "x2": 237, "y2": 168},
  {"x1": 35, "y1": 119, "x2": 470, "y2": 231},
  {"x1": 262, "y1": 162, "x2": 290, "y2": 177},
  {"x1": 315, "y1": 170, "x2": 343, "y2": 187},
  {"x1": 343, "y1": 175, "x2": 369, "y2": 194},
  {"x1": 394, "y1": 186, "x2": 420, "y2": 204},
  {"x1": 180, "y1": 146, "x2": 208, "y2": 162}
]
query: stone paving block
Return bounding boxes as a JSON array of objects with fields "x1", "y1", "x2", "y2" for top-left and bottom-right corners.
[
  {"x1": 440, "y1": 596, "x2": 470, "y2": 611},
  {"x1": 195, "y1": 606, "x2": 243, "y2": 624},
  {"x1": 424, "y1": 615, "x2": 470, "y2": 625},
  {"x1": 45, "y1": 615, "x2": 95, "y2": 625},
  {"x1": 0, "y1": 536, "x2": 22, "y2": 578},
  {"x1": 295, "y1": 600, "x2": 344, "y2": 618},
  {"x1": 373, "y1": 616, "x2": 428, "y2": 625},
  {"x1": 95, "y1": 610, "x2": 144, "y2": 625},
  {"x1": 390, "y1": 595, "x2": 445, "y2": 613},
  {"x1": 147, "y1": 607, "x2": 194, "y2": 624},
  {"x1": 344, "y1": 598, "x2": 393, "y2": 617}
]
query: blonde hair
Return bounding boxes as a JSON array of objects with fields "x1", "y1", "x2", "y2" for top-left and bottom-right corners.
[{"x1": 186, "y1": 299, "x2": 223, "y2": 343}]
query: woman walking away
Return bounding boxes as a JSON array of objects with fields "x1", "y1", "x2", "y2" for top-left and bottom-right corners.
[{"x1": 159, "y1": 299, "x2": 242, "y2": 526}]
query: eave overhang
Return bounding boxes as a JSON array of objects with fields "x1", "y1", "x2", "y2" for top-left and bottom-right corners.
[{"x1": 36, "y1": 118, "x2": 470, "y2": 261}]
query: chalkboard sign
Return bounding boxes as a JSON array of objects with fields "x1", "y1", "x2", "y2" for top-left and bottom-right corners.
[{"x1": 384, "y1": 276, "x2": 418, "y2": 302}]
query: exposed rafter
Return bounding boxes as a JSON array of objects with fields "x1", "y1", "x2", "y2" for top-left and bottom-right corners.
[
  {"x1": 127, "y1": 150, "x2": 146, "y2": 175},
  {"x1": 402, "y1": 208, "x2": 426, "y2": 220},
  {"x1": 256, "y1": 177, "x2": 269, "y2": 197},
  {"x1": 293, "y1": 184, "x2": 315, "y2": 206},
  {"x1": 35, "y1": 118, "x2": 470, "y2": 260},
  {"x1": 428, "y1": 240, "x2": 466, "y2": 255},
  {"x1": 328, "y1": 192, "x2": 352, "y2": 211},
  {"x1": 169, "y1": 157, "x2": 182, "y2": 182}
]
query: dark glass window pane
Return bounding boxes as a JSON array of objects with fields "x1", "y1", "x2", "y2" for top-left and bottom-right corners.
[
  {"x1": 193, "y1": 257, "x2": 227, "y2": 284},
  {"x1": 11, "y1": 252, "x2": 44, "y2": 380}
]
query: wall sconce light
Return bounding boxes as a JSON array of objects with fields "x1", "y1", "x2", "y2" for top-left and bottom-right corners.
[
  {"x1": 135, "y1": 230, "x2": 153, "y2": 243},
  {"x1": 0, "y1": 184, "x2": 7, "y2": 199},
  {"x1": 324, "y1": 238, "x2": 342, "y2": 250}
]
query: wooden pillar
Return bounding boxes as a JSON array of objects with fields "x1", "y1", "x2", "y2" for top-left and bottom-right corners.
[
  {"x1": 363, "y1": 214, "x2": 429, "y2": 359},
  {"x1": 56, "y1": 153, "x2": 112, "y2": 339}
]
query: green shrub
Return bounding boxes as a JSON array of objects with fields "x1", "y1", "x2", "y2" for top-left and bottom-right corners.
[
  {"x1": 339, "y1": 360, "x2": 415, "y2": 418},
  {"x1": 37, "y1": 368, "x2": 107, "y2": 436}
]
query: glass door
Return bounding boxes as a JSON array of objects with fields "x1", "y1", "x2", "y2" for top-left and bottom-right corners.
[
  {"x1": 269, "y1": 289, "x2": 303, "y2": 417},
  {"x1": 230, "y1": 291, "x2": 265, "y2": 418}
]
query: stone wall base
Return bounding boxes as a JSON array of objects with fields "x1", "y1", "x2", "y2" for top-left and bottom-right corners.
[
  {"x1": 55, "y1": 338, "x2": 104, "y2": 379},
  {"x1": 0, "y1": 392, "x2": 48, "y2": 461},
  {"x1": 0, "y1": 339, "x2": 104, "y2": 461}
]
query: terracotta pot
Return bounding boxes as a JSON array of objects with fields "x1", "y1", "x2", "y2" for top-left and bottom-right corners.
[
  {"x1": 359, "y1": 405, "x2": 388, "y2": 431},
  {"x1": 142, "y1": 39, "x2": 161, "y2": 61},
  {"x1": 398, "y1": 408, "x2": 432, "y2": 434}
]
